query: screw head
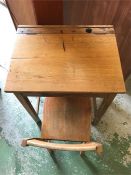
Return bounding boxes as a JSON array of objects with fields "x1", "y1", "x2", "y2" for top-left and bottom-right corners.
[{"x1": 86, "y1": 28, "x2": 92, "y2": 33}]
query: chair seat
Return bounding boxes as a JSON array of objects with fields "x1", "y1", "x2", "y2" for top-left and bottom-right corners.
[{"x1": 41, "y1": 97, "x2": 91, "y2": 142}]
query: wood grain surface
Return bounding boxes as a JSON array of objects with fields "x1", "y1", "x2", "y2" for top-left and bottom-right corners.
[
  {"x1": 41, "y1": 97, "x2": 91, "y2": 141},
  {"x1": 5, "y1": 26, "x2": 125, "y2": 94}
]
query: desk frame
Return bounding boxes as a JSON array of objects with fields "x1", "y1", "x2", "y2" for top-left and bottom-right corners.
[{"x1": 5, "y1": 25, "x2": 125, "y2": 130}]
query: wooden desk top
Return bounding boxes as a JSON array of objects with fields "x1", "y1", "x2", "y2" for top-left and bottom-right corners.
[{"x1": 5, "y1": 25, "x2": 125, "y2": 95}]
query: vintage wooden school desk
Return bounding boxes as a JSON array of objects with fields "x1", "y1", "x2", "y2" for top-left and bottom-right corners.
[{"x1": 4, "y1": 25, "x2": 125, "y2": 153}]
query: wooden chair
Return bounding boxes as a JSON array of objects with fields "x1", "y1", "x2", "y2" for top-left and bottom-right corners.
[{"x1": 22, "y1": 97, "x2": 103, "y2": 155}]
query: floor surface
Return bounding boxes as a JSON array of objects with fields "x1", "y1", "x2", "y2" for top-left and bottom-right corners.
[{"x1": 0, "y1": 4, "x2": 131, "y2": 175}]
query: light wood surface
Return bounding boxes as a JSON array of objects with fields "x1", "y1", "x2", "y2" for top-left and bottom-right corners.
[
  {"x1": 21, "y1": 138, "x2": 103, "y2": 153},
  {"x1": 5, "y1": 26, "x2": 125, "y2": 94},
  {"x1": 42, "y1": 97, "x2": 91, "y2": 142}
]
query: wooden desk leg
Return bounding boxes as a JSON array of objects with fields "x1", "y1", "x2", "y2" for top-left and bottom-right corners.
[
  {"x1": 92, "y1": 93, "x2": 116, "y2": 125},
  {"x1": 14, "y1": 93, "x2": 42, "y2": 130}
]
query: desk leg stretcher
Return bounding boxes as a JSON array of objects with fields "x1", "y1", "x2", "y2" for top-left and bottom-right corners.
[{"x1": 21, "y1": 138, "x2": 103, "y2": 155}]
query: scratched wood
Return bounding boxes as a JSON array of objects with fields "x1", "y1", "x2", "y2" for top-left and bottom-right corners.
[
  {"x1": 17, "y1": 25, "x2": 114, "y2": 34},
  {"x1": 5, "y1": 26, "x2": 125, "y2": 94}
]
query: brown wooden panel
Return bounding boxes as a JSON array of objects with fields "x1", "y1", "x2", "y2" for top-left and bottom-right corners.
[
  {"x1": 63, "y1": 0, "x2": 131, "y2": 79},
  {"x1": 42, "y1": 97, "x2": 91, "y2": 141},
  {"x1": 6, "y1": 0, "x2": 37, "y2": 27},
  {"x1": 63, "y1": 0, "x2": 124, "y2": 25},
  {"x1": 6, "y1": 0, "x2": 63, "y2": 26},
  {"x1": 33, "y1": 0, "x2": 63, "y2": 25}
]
